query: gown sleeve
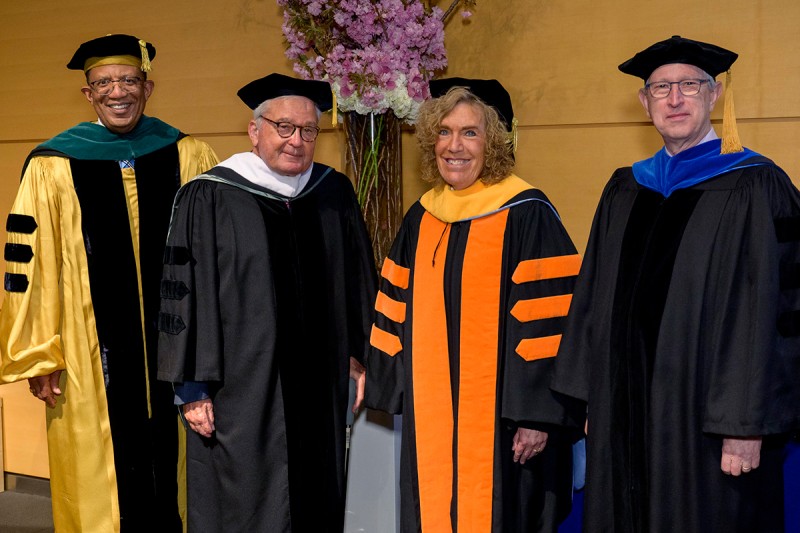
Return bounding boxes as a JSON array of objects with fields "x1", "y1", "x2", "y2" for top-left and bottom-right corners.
[
  {"x1": 500, "y1": 196, "x2": 584, "y2": 430},
  {"x1": 364, "y1": 205, "x2": 421, "y2": 414},
  {"x1": 177, "y1": 137, "x2": 220, "y2": 185},
  {"x1": 341, "y1": 179, "x2": 378, "y2": 366},
  {"x1": 701, "y1": 166, "x2": 800, "y2": 435},
  {"x1": 157, "y1": 180, "x2": 224, "y2": 384},
  {"x1": 550, "y1": 172, "x2": 629, "y2": 406},
  {"x1": 0, "y1": 157, "x2": 67, "y2": 382}
]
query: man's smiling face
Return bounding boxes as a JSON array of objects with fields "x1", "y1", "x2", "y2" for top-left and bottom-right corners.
[{"x1": 81, "y1": 64, "x2": 153, "y2": 134}]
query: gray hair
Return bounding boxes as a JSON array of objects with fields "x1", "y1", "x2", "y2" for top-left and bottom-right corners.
[{"x1": 253, "y1": 96, "x2": 322, "y2": 125}]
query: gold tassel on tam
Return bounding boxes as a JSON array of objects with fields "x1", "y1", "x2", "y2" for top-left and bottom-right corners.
[
  {"x1": 138, "y1": 39, "x2": 152, "y2": 72},
  {"x1": 331, "y1": 90, "x2": 338, "y2": 126},
  {"x1": 721, "y1": 70, "x2": 743, "y2": 154},
  {"x1": 509, "y1": 117, "x2": 519, "y2": 154}
]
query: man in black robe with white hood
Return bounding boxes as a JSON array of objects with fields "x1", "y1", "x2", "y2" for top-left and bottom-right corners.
[
  {"x1": 157, "y1": 73, "x2": 376, "y2": 532},
  {"x1": 552, "y1": 36, "x2": 800, "y2": 532}
]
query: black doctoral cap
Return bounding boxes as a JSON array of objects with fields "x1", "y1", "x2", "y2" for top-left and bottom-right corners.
[
  {"x1": 429, "y1": 77, "x2": 514, "y2": 132},
  {"x1": 618, "y1": 35, "x2": 738, "y2": 80},
  {"x1": 67, "y1": 34, "x2": 155, "y2": 73},
  {"x1": 237, "y1": 73, "x2": 333, "y2": 112}
]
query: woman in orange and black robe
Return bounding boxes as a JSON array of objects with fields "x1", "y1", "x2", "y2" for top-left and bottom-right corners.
[{"x1": 366, "y1": 79, "x2": 584, "y2": 533}]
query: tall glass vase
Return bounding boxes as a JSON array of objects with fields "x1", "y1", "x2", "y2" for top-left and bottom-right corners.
[{"x1": 342, "y1": 110, "x2": 403, "y2": 270}]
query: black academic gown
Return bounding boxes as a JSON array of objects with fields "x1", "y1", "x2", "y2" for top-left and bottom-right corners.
[
  {"x1": 367, "y1": 177, "x2": 584, "y2": 533},
  {"x1": 552, "y1": 160, "x2": 800, "y2": 532},
  {"x1": 157, "y1": 163, "x2": 376, "y2": 532}
]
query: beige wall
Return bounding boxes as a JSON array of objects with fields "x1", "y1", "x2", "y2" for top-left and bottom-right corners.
[{"x1": 1, "y1": 0, "x2": 798, "y2": 477}]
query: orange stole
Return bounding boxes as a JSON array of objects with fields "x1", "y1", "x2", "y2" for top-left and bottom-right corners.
[
  {"x1": 412, "y1": 209, "x2": 509, "y2": 533},
  {"x1": 412, "y1": 213, "x2": 453, "y2": 532}
]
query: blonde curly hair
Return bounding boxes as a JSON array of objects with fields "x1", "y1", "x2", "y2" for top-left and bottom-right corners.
[{"x1": 416, "y1": 86, "x2": 514, "y2": 188}]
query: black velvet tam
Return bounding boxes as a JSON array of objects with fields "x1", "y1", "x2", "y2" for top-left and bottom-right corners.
[
  {"x1": 237, "y1": 73, "x2": 333, "y2": 112},
  {"x1": 67, "y1": 34, "x2": 155, "y2": 71},
  {"x1": 429, "y1": 77, "x2": 514, "y2": 132},
  {"x1": 618, "y1": 35, "x2": 737, "y2": 81}
]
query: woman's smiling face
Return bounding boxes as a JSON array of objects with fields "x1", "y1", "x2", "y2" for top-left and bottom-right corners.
[{"x1": 435, "y1": 102, "x2": 486, "y2": 190}]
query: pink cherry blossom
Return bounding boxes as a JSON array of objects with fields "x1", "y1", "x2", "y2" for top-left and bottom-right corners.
[{"x1": 277, "y1": 0, "x2": 470, "y2": 122}]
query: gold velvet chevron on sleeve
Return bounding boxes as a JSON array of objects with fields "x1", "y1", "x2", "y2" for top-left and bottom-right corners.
[{"x1": 0, "y1": 155, "x2": 120, "y2": 532}]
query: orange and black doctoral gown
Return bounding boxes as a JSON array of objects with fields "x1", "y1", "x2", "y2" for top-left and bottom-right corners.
[
  {"x1": 157, "y1": 162, "x2": 377, "y2": 532},
  {"x1": 366, "y1": 175, "x2": 584, "y2": 533}
]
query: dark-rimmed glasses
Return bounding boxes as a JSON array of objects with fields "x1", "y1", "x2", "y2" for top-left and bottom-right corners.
[
  {"x1": 260, "y1": 116, "x2": 320, "y2": 142},
  {"x1": 88, "y1": 76, "x2": 143, "y2": 96},
  {"x1": 644, "y1": 79, "x2": 712, "y2": 98}
]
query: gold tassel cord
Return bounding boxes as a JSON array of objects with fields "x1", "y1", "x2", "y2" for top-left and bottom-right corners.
[
  {"x1": 138, "y1": 39, "x2": 152, "y2": 72},
  {"x1": 509, "y1": 117, "x2": 519, "y2": 154},
  {"x1": 721, "y1": 70, "x2": 743, "y2": 154},
  {"x1": 331, "y1": 89, "x2": 338, "y2": 126}
]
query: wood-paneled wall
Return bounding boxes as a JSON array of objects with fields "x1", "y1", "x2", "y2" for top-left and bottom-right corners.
[{"x1": 1, "y1": 0, "x2": 797, "y2": 477}]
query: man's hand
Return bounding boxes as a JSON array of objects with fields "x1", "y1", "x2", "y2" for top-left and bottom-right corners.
[
  {"x1": 721, "y1": 436, "x2": 762, "y2": 476},
  {"x1": 28, "y1": 370, "x2": 63, "y2": 409},
  {"x1": 183, "y1": 398, "x2": 215, "y2": 438},
  {"x1": 349, "y1": 357, "x2": 366, "y2": 413},
  {"x1": 512, "y1": 428, "x2": 548, "y2": 464}
]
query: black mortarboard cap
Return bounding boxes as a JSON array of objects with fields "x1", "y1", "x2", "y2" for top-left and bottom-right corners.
[
  {"x1": 429, "y1": 77, "x2": 514, "y2": 132},
  {"x1": 618, "y1": 35, "x2": 738, "y2": 80},
  {"x1": 237, "y1": 73, "x2": 333, "y2": 112},
  {"x1": 67, "y1": 34, "x2": 155, "y2": 72}
]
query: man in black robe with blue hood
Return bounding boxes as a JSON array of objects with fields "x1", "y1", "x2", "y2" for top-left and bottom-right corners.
[
  {"x1": 552, "y1": 36, "x2": 800, "y2": 532},
  {"x1": 157, "y1": 73, "x2": 376, "y2": 532}
]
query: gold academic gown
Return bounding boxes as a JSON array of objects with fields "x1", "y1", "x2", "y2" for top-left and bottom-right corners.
[{"x1": 0, "y1": 135, "x2": 218, "y2": 532}]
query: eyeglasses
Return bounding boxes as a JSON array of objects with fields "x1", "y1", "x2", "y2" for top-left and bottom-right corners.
[
  {"x1": 88, "y1": 76, "x2": 143, "y2": 95},
  {"x1": 260, "y1": 116, "x2": 320, "y2": 142},
  {"x1": 644, "y1": 79, "x2": 712, "y2": 98}
]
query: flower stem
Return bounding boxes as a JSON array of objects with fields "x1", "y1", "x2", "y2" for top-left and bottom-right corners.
[{"x1": 356, "y1": 113, "x2": 386, "y2": 208}]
